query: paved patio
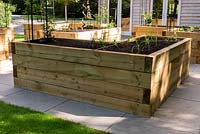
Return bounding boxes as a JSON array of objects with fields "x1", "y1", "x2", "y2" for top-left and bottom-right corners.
[{"x1": 0, "y1": 59, "x2": 200, "y2": 134}]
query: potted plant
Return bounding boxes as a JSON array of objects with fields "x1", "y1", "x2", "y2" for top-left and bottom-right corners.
[{"x1": 0, "y1": 1, "x2": 15, "y2": 60}]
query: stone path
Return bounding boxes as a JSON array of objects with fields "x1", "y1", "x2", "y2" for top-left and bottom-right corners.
[
  {"x1": 0, "y1": 59, "x2": 200, "y2": 134},
  {"x1": 11, "y1": 15, "x2": 43, "y2": 34}
]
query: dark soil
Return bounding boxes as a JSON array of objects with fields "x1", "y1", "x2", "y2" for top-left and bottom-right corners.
[
  {"x1": 29, "y1": 36, "x2": 182, "y2": 55},
  {"x1": 101, "y1": 37, "x2": 182, "y2": 54},
  {"x1": 30, "y1": 38, "x2": 112, "y2": 49}
]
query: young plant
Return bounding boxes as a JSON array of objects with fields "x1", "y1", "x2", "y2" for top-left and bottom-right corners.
[
  {"x1": 99, "y1": 38, "x2": 106, "y2": 48},
  {"x1": 113, "y1": 40, "x2": 119, "y2": 48},
  {"x1": 127, "y1": 37, "x2": 132, "y2": 43},
  {"x1": 189, "y1": 26, "x2": 194, "y2": 32},
  {"x1": 172, "y1": 31, "x2": 177, "y2": 40},
  {"x1": 144, "y1": 36, "x2": 151, "y2": 50},
  {"x1": 131, "y1": 38, "x2": 140, "y2": 53},
  {"x1": 154, "y1": 36, "x2": 158, "y2": 46},
  {"x1": 106, "y1": 20, "x2": 116, "y2": 28},
  {"x1": 90, "y1": 38, "x2": 96, "y2": 48},
  {"x1": 43, "y1": 20, "x2": 55, "y2": 39},
  {"x1": 150, "y1": 36, "x2": 158, "y2": 47},
  {"x1": 142, "y1": 12, "x2": 152, "y2": 25}
]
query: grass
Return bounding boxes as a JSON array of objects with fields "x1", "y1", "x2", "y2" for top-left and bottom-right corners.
[
  {"x1": 14, "y1": 34, "x2": 24, "y2": 42},
  {"x1": 0, "y1": 101, "x2": 108, "y2": 134}
]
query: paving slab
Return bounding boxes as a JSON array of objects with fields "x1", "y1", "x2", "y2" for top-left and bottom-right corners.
[
  {"x1": 0, "y1": 73, "x2": 14, "y2": 86},
  {"x1": 184, "y1": 72, "x2": 200, "y2": 86},
  {"x1": 108, "y1": 97, "x2": 200, "y2": 134},
  {"x1": 190, "y1": 64, "x2": 200, "y2": 73},
  {"x1": 154, "y1": 97, "x2": 200, "y2": 129},
  {"x1": 108, "y1": 116, "x2": 199, "y2": 134},
  {"x1": 46, "y1": 100, "x2": 125, "y2": 131},
  {"x1": 2, "y1": 89, "x2": 66, "y2": 112},
  {"x1": 0, "y1": 84, "x2": 22, "y2": 99},
  {"x1": 0, "y1": 59, "x2": 13, "y2": 86},
  {"x1": 172, "y1": 84, "x2": 200, "y2": 102}
]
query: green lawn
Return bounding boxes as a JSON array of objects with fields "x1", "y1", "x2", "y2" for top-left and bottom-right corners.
[
  {"x1": 14, "y1": 34, "x2": 24, "y2": 42},
  {"x1": 0, "y1": 101, "x2": 108, "y2": 134}
]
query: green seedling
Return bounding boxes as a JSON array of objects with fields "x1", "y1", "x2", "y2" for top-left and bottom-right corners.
[
  {"x1": 127, "y1": 37, "x2": 131, "y2": 43},
  {"x1": 172, "y1": 31, "x2": 177, "y2": 40},
  {"x1": 99, "y1": 38, "x2": 106, "y2": 48},
  {"x1": 113, "y1": 40, "x2": 119, "y2": 48},
  {"x1": 144, "y1": 36, "x2": 151, "y2": 50},
  {"x1": 131, "y1": 38, "x2": 140, "y2": 53},
  {"x1": 90, "y1": 38, "x2": 96, "y2": 48}
]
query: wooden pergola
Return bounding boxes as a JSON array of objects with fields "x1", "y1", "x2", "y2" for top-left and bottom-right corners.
[{"x1": 162, "y1": 0, "x2": 200, "y2": 26}]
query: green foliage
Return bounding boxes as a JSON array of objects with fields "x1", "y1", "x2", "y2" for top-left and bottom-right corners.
[
  {"x1": 24, "y1": 0, "x2": 41, "y2": 15},
  {"x1": 113, "y1": 40, "x2": 119, "y2": 48},
  {"x1": 142, "y1": 12, "x2": 152, "y2": 25},
  {"x1": 43, "y1": 20, "x2": 55, "y2": 39},
  {"x1": 127, "y1": 37, "x2": 131, "y2": 43},
  {"x1": 172, "y1": 31, "x2": 177, "y2": 40},
  {"x1": 106, "y1": 20, "x2": 116, "y2": 28},
  {"x1": 131, "y1": 38, "x2": 140, "y2": 53},
  {"x1": 131, "y1": 36, "x2": 159, "y2": 54},
  {"x1": 99, "y1": 38, "x2": 106, "y2": 48},
  {"x1": 0, "y1": 1, "x2": 15, "y2": 27},
  {"x1": 54, "y1": 0, "x2": 98, "y2": 19},
  {"x1": 153, "y1": 0, "x2": 162, "y2": 19},
  {"x1": 178, "y1": 26, "x2": 200, "y2": 32},
  {"x1": 3, "y1": 0, "x2": 25, "y2": 14},
  {"x1": 165, "y1": 32, "x2": 177, "y2": 42}
]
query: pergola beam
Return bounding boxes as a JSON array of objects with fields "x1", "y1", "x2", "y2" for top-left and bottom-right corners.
[
  {"x1": 162, "y1": 0, "x2": 168, "y2": 26},
  {"x1": 177, "y1": 0, "x2": 182, "y2": 26}
]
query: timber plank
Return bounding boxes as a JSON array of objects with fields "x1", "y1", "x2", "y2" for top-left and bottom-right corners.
[
  {"x1": 13, "y1": 54, "x2": 152, "y2": 88},
  {"x1": 16, "y1": 66, "x2": 146, "y2": 103},
  {"x1": 14, "y1": 42, "x2": 152, "y2": 72},
  {"x1": 14, "y1": 77, "x2": 152, "y2": 117}
]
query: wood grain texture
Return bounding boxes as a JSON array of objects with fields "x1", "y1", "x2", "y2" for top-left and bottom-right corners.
[
  {"x1": 14, "y1": 77, "x2": 152, "y2": 117},
  {"x1": 0, "y1": 27, "x2": 13, "y2": 60}
]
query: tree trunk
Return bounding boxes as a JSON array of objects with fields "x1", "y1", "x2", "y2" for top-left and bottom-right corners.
[
  {"x1": 82, "y1": 0, "x2": 91, "y2": 19},
  {"x1": 65, "y1": 3, "x2": 67, "y2": 21}
]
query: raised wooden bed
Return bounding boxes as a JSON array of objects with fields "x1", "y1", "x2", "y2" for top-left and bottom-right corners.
[
  {"x1": 24, "y1": 23, "x2": 116, "y2": 41},
  {"x1": 12, "y1": 37, "x2": 191, "y2": 117},
  {"x1": 133, "y1": 25, "x2": 167, "y2": 37},
  {"x1": 37, "y1": 27, "x2": 121, "y2": 42},
  {"x1": 0, "y1": 27, "x2": 14, "y2": 60},
  {"x1": 163, "y1": 30, "x2": 200, "y2": 64},
  {"x1": 24, "y1": 24, "x2": 44, "y2": 40}
]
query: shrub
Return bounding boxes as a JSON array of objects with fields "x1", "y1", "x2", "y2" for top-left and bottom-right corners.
[{"x1": 0, "y1": 1, "x2": 15, "y2": 27}]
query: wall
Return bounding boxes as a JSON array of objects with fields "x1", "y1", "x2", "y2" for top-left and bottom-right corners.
[
  {"x1": 132, "y1": 0, "x2": 151, "y2": 26},
  {"x1": 179, "y1": 0, "x2": 200, "y2": 26}
]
